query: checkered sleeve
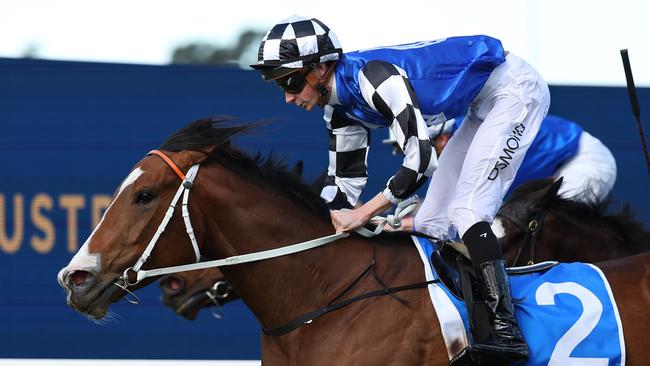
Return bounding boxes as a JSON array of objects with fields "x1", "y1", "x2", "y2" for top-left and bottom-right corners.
[
  {"x1": 319, "y1": 105, "x2": 369, "y2": 210},
  {"x1": 358, "y1": 60, "x2": 438, "y2": 204}
]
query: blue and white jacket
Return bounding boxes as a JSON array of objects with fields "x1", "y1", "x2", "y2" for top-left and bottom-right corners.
[{"x1": 320, "y1": 35, "x2": 506, "y2": 209}]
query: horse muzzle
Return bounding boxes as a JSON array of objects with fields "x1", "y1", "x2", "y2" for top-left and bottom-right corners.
[
  {"x1": 58, "y1": 267, "x2": 122, "y2": 319},
  {"x1": 160, "y1": 275, "x2": 207, "y2": 320}
]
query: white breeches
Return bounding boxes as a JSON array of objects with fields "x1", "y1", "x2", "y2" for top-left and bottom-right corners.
[{"x1": 414, "y1": 54, "x2": 551, "y2": 240}]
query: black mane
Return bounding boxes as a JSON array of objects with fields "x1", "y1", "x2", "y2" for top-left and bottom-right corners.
[
  {"x1": 160, "y1": 116, "x2": 252, "y2": 152},
  {"x1": 510, "y1": 179, "x2": 650, "y2": 252},
  {"x1": 160, "y1": 116, "x2": 331, "y2": 221}
]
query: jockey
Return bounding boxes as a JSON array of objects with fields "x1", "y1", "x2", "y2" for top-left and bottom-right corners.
[
  {"x1": 385, "y1": 114, "x2": 618, "y2": 202},
  {"x1": 251, "y1": 15, "x2": 550, "y2": 363}
]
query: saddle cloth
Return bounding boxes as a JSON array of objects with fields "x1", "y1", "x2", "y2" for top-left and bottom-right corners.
[{"x1": 412, "y1": 236, "x2": 625, "y2": 365}]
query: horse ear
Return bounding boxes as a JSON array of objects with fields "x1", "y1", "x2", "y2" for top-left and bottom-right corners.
[
  {"x1": 549, "y1": 177, "x2": 564, "y2": 195},
  {"x1": 176, "y1": 147, "x2": 215, "y2": 167},
  {"x1": 293, "y1": 160, "x2": 304, "y2": 177},
  {"x1": 533, "y1": 177, "x2": 563, "y2": 210}
]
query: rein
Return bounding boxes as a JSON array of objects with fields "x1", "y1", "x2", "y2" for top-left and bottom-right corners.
[
  {"x1": 117, "y1": 149, "x2": 435, "y2": 335},
  {"x1": 496, "y1": 210, "x2": 548, "y2": 266},
  {"x1": 118, "y1": 149, "x2": 424, "y2": 286},
  {"x1": 119, "y1": 150, "x2": 351, "y2": 286}
]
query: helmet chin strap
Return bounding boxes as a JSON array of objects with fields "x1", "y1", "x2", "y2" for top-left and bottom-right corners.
[{"x1": 305, "y1": 62, "x2": 337, "y2": 107}]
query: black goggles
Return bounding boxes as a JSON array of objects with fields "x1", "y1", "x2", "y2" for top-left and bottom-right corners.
[{"x1": 275, "y1": 68, "x2": 311, "y2": 94}]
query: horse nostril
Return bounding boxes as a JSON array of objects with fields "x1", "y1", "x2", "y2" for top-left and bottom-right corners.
[
  {"x1": 160, "y1": 276, "x2": 184, "y2": 296},
  {"x1": 67, "y1": 270, "x2": 91, "y2": 287}
]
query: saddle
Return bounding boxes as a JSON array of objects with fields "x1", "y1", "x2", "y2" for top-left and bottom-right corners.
[
  {"x1": 430, "y1": 241, "x2": 557, "y2": 365},
  {"x1": 430, "y1": 242, "x2": 558, "y2": 300}
]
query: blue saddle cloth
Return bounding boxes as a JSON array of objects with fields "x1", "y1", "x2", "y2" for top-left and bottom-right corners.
[{"x1": 414, "y1": 237, "x2": 625, "y2": 365}]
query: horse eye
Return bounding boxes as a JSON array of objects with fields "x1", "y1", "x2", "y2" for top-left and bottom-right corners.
[{"x1": 134, "y1": 190, "x2": 155, "y2": 205}]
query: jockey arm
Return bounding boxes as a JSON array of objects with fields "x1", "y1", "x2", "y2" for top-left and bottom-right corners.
[
  {"x1": 319, "y1": 107, "x2": 370, "y2": 210},
  {"x1": 329, "y1": 60, "x2": 437, "y2": 232}
]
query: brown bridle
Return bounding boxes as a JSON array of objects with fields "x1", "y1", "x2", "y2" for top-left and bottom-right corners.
[{"x1": 496, "y1": 210, "x2": 548, "y2": 266}]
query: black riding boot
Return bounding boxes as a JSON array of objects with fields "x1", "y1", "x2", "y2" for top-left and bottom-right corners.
[{"x1": 462, "y1": 221, "x2": 529, "y2": 363}]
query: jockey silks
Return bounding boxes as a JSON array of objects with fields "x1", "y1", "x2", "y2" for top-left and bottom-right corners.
[
  {"x1": 332, "y1": 35, "x2": 506, "y2": 128},
  {"x1": 320, "y1": 36, "x2": 505, "y2": 208}
]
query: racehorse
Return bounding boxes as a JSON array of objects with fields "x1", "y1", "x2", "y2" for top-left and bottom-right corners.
[
  {"x1": 159, "y1": 268, "x2": 237, "y2": 320},
  {"x1": 496, "y1": 178, "x2": 650, "y2": 266},
  {"x1": 58, "y1": 117, "x2": 650, "y2": 365}
]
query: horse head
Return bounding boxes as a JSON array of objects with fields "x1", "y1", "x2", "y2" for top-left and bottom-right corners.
[
  {"x1": 495, "y1": 178, "x2": 562, "y2": 265},
  {"x1": 57, "y1": 117, "x2": 244, "y2": 319},
  {"x1": 57, "y1": 117, "x2": 344, "y2": 324},
  {"x1": 498, "y1": 178, "x2": 562, "y2": 225},
  {"x1": 496, "y1": 177, "x2": 650, "y2": 265}
]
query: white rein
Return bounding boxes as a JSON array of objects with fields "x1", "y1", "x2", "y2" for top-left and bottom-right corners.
[{"x1": 121, "y1": 153, "x2": 418, "y2": 286}]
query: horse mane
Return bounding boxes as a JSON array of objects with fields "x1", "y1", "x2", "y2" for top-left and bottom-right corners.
[
  {"x1": 510, "y1": 180, "x2": 650, "y2": 252},
  {"x1": 159, "y1": 116, "x2": 331, "y2": 222}
]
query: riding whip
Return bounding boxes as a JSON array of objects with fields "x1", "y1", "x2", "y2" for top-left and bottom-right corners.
[{"x1": 620, "y1": 49, "x2": 650, "y2": 175}]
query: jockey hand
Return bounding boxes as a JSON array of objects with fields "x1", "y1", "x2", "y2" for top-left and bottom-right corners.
[
  {"x1": 371, "y1": 214, "x2": 414, "y2": 232},
  {"x1": 330, "y1": 193, "x2": 393, "y2": 233},
  {"x1": 331, "y1": 208, "x2": 368, "y2": 233},
  {"x1": 398, "y1": 215, "x2": 414, "y2": 231}
]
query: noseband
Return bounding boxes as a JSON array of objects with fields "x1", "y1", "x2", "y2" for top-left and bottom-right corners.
[{"x1": 496, "y1": 210, "x2": 548, "y2": 266}]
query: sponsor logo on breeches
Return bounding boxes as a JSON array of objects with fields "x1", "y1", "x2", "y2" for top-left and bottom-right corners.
[{"x1": 488, "y1": 123, "x2": 526, "y2": 181}]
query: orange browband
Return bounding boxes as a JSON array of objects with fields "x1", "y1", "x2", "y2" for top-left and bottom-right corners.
[{"x1": 147, "y1": 150, "x2": 186, "y2": 181}]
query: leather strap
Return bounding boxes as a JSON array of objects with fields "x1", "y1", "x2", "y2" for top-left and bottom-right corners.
[
  {"x1": 305, "y1": 61, "x2": 337, "y2": 106},
  {"x1": 148, "y1": 149, "x2": 186, "y2": 180},
  {"x1": 263, "y1": 278, "x2": 438, "y2": 336}
]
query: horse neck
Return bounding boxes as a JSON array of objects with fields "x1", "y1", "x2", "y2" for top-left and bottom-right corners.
[
  {"x1": 195, "y1": 163, "x2": 380, "y2": 328},
  {"x1": 534, "y1": 210, "x2": 643, "y2": 263}
]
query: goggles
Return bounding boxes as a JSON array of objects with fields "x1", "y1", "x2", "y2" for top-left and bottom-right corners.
[{"x1": 275, "y1": 68, "x2": 311, "y2": 94}]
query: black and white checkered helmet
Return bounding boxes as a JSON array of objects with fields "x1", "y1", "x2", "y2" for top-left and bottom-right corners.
[{"x1": 250, "y1": 15, "x2": 342, "y2": 80}]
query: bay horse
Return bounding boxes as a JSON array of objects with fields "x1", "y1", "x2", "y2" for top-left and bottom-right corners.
[
  {"x1": 495, "y1": 178, "x2": 650, "y2": 266},
  {"x1": 58, "y1": 117, "x2": 650, "y2": 365}
]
